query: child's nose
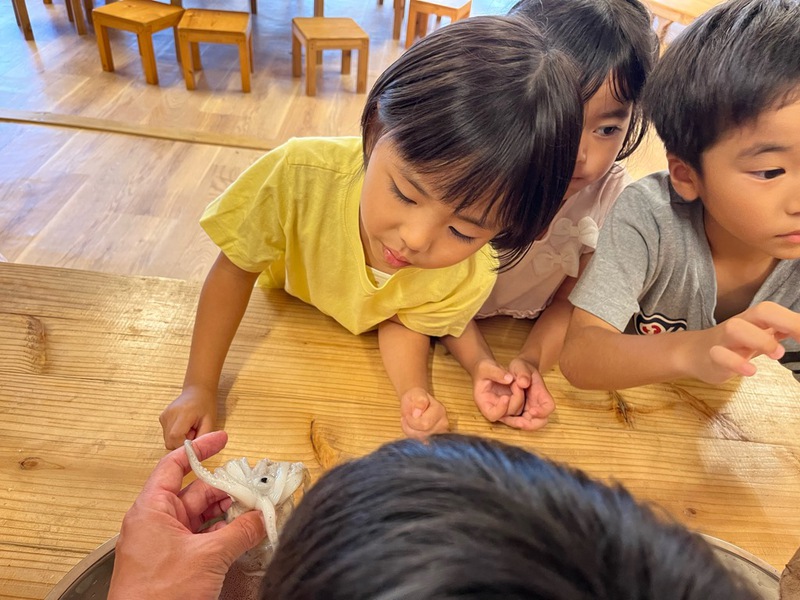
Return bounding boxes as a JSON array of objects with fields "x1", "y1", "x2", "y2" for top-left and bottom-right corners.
[
  {"x1": 576, "y1": 139, "x2": 588, "y2": 164},
  {"x1": 400, "y1": 221, "x2": 434, "y2": 253}
]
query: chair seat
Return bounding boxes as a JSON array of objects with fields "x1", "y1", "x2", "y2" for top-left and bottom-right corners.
[
  {"x1": 93, "y1": 0, "x2": 183, "y2": 29},
  {"x1": 292, "y1": 17, "x2": 369, "y2": 45},
  {"x1": 177, "y1": 8, "x2": 251, "y2": 37}
]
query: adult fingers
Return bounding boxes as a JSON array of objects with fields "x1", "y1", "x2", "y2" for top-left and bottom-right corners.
[
  {"x1": 145, "y1": 431, "x2": 229, "y2": 494},
  {"x1": 207, "y1": 511, "x2": 267, "y2": 566}
]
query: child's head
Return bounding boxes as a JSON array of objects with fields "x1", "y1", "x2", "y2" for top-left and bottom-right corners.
[
  {"x1": 260, "y1": 434, "x2": 757, "y2": 599},
  {"x1": 644, "y1": 0, "x2": 800, "y2": 173},
  {"x1": 360, "y1": 16, "x2": 583, "y2": 269},
  {"x1": 510, "y1": 0, "x2": 658, "y2": 198},
  {"x1": 643, "y1": 0, "x2": 800, "y2": 261}
]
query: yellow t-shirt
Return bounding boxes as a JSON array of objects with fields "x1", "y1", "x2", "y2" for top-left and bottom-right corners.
[{"x1": 200, "y1": 137, "x2": 498, "y2": 337}]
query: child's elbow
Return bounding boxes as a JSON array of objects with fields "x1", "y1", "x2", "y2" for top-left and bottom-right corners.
[{"x1": 559, "y1": 341, "x2": 593, "y2": 389}]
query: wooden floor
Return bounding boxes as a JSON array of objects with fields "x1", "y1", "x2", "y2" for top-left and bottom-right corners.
[{"x1": 1, "y1": 0, "x2": 669, "y2": 281}]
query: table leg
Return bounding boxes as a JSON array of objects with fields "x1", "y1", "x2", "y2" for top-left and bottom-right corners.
[
  {"x1": 313, "y1": 0, "x2": 322, "y2": 16},
  {"x1": 291, "y1": 32, "x2": 301, "y2": 77}
]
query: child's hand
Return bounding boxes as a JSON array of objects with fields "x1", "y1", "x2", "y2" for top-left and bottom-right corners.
[
  {"x1": 159, "y1": 386, "x2": 218, "y2": 450},
  {"x1": 500, "y1": 357, "x2": 556, "y2": 431},
  {"x1": 400, "y1": 388, "x2": 449, "y2": 439},
  {"x1": 471, "y1": 359, "x2": 521, "y2": 422},
  {"x1": 690, "y1": 301, "x2": 799, "y2": 384}
]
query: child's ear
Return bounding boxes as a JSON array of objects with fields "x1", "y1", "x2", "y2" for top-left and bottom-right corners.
[{"x1": 667, "y1": 154, "x2": 702, "y2": 202}]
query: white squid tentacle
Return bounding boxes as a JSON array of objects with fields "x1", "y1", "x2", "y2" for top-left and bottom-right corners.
[
  {"x1": 256, "y1": 496, "x2": 279, "y2": 543},
  {"x1": 267, "y1": 463, "x2": 288, "y2": 506}
]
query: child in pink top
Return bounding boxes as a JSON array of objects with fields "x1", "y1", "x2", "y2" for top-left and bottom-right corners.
[{"x1": 444, "y1": 0, "x2": 658, "y2": 430}]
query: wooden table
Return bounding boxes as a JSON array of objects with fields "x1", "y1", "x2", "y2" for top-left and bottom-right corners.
[{"x1": 1, "y1": 262, "x2": 799, "y2": 599}]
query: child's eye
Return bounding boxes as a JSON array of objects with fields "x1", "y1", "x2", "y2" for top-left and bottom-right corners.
[
  {"x1": 595, "y1": 125, "x2": 622, "y2": 137},
  {"x1": 449, "y1": 226, "x2": 475, "y2": 243},
  {"x1": 391, "y1": 182, "x2": 416, "y2": 204},
  {"x1": 751, "y1": 168, "x2": 785, "y2": 180}
]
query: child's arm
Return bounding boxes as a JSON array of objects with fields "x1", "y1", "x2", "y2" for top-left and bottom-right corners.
[
  {"x1": 561, "y1": 302, "x2": 800, "y2": 389},
  {"x1": 160, "y1": 252, "x2": 260, "y2": 449},
  {"x1": 378, "y1": 320, "x2": 449, "y2": 439}
]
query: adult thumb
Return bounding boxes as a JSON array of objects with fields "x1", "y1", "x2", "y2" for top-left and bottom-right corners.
[{"x1": 212, "y1": 511, "x2": 268, "y2": 565}]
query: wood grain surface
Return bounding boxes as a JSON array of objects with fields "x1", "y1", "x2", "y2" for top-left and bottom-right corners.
[{"x1": 1, "y1": 262, "x2": 799, "y2": 599}]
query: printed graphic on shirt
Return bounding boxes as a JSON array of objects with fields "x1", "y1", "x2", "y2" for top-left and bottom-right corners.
[{"x1": 634, "y1": 312, "x2": 688, "y2": 335}]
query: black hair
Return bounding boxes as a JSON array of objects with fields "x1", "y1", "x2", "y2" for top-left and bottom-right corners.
[
  {"x1": 643, "y1": 0, "x2": 800, "y2": 172},
  {"x1": 261, "y1": 434, "x2": 757, "y2": 600},
  {"x1": 510, "y1": 0, "x2": 658, "y2": 161},
  {"x1": 361, "y1": 16, "x2": 583, "y2": 268}
]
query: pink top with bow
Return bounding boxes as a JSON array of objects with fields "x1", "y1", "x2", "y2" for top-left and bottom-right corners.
[{"x1": 477, "y1": 166, "x2": 631, "y2": 319}]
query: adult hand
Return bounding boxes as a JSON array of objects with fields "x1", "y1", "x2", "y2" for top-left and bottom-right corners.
[
  {"x1": 400, "y1": 388, "x2": 450, "y2": 439},
  {"x1": 159, "y1": 385, "x2": 218, "y2": 449},
  {"x1": 108, "y1": 431, "x2": 266, "y2": 600}
]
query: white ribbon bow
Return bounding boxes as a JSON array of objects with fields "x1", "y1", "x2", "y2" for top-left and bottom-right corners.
[
  {"x1": 548, "y1": 216, "x2": 600, "y2": 249},
  {"x1": 532, "y1": 243, "x2": 581, "y2": 278}
]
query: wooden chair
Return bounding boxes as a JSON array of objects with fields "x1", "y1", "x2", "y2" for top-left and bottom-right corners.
[
  {"x1": 291, "y1": 17, "x2": 369, "y2": 97},
  {"x1": 177, "y1": 9, "x2": 253, "y2": 93},
  {"x1": 405, "y1": 0, "x2": 471, "y2": 48},
  {"x1": 643, "y1": 0, "x2": 724, "y2": 44},
  {"x1": 92, "y1": 0, "x2": 184, "y2": 85}
]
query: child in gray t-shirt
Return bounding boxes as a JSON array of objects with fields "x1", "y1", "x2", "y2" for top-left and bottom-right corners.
[{"x1": 562, "y1": 0, "x2": 800, "y2": 388}]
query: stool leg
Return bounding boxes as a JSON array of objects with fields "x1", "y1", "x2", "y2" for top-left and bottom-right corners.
[
  {"x1": 416, "y1": 12, "x2": 428, "y2": 37},
  {"x1": 138, "y1": 33, "x2": 159, "y2": 85},
  {"x1": 173, "y1": 27, "x2": 181, "y2": 63},
  {"x1": 291, "y1": 32, "x2": 301, "y2": 77},
  {"x1": 65, "y1": 0, "x2": 74, "y2": 23},
  {"x1": 238, "y1": 37, "x2": 251, "y2": 92},
  {"x1": 341, "y1": 49, "x2": 351, "y2": 74},
  {"x1": 69, "y1": 0, "x2": 87, "y2": 34},
  {"x1": 405, "y1": 6, "x2": 416, "y2": 48},
  {"x1": 313, "y1": 0, "x2": 322, "y2": 16},
  {"x1": 250, "y1": 0, "x2": 257, "y2": 13},
  {"x1": 191, "y1": 41, "x2": 201, "y2": 69},
  {"x1": 179, "y1": 34, "x2": 196, "y2": 89},
  {"x1": 306, "y1": 41, "x2": 316, "y2": 96},
  {"x1": 249, "y1": 35, "x2": 254, "y2": 72},
  {"x1": 392, "y1": 0, "x2": 403, "y2": 39},
  {"x1": 356, "y1": 42, "x2": 368, "y2": 93},
  {"x1": 96, "y1": 22, "x2": 114, "y2": 72}
]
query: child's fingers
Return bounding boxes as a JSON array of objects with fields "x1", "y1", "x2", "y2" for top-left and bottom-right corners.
[
  {"x1": 723, "y1": 318, "x2": 786, "y2": 359},
  {"x1": 498, "y1": 413, "x2": 549, "y2": 431},
  {"x1": 508, "y1": 359, "x2": 533, "y2": 389},
  {"x1": 708, "y1": 345, "x2": 757, "y2": 378},
  {"x1": 480, "y1": 361, "x2": 514, "y2": 385},
  {"x1": 743, "y1": 302, "x2": 800, "y2": 340}
]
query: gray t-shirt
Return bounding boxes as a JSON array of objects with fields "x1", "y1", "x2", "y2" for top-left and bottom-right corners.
[{"x1": 570, "y1": 171, "x2": 800, "y2": 380}]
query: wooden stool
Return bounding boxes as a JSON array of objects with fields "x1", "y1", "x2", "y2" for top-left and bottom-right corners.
[
  {"x1": 405, "y1": 0, "x2": 471, "y2": 48},
  {"x1": 92, "y1": 0, "x2": 184, "y2": 85},
  {"x1": 177, "y1": 9, "x2": 253, "y2": 93},
  {"x1": 292, "y1": 17, "x2": 369, "y2": 97}
]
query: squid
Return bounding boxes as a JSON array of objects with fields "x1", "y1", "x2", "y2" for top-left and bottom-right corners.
[{"x1": 184, "y1": 440, "x2": 308, "y2": 574}]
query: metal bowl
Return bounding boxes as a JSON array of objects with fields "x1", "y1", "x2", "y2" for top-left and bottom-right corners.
[{"x1": 46, "y1": 533, "x2": 781, "y2": 600}]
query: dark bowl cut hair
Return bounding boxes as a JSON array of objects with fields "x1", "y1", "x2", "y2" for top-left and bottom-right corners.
[
  {"x1": 642, "y1": 0, "x2": 800, "y2": 172},
  {"x1": 360, "y1": 16, "x2": 583, "y2": 269},
  {"x1": 510, "y1": 0, "x2": 658, "y2": 161},
  {"x1": 260, "y1": 434, "x2": 758, "y2": 600}
]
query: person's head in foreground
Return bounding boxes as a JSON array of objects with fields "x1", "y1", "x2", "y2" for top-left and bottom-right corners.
[
  {"x1": 261, "y1": 434, "x2": 757, "y2": 599},
  {"x1": 643, "y1": 0, "x2": 800, "y2": 262}
]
